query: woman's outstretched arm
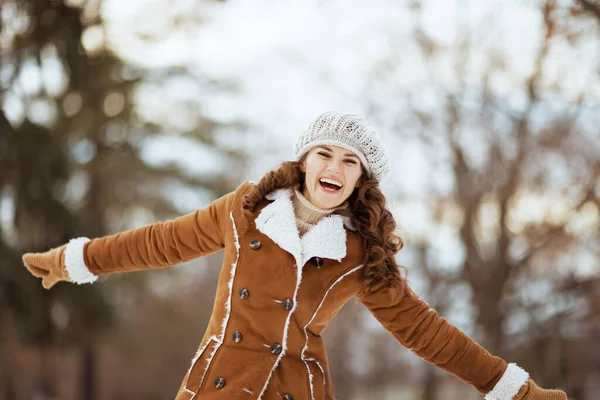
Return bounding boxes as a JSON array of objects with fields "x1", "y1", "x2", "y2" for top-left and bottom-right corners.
[
  {"x1": 358, "y1": 279, "x2": 567, "y2": 400},
  {"x1": 22, "y1": 181, "x2": 251, "y2": 289}
]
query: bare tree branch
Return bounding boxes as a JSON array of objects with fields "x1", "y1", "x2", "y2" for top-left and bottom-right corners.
[{"x1": 576, "y1": 0, "x2": 600, "y2": 20}]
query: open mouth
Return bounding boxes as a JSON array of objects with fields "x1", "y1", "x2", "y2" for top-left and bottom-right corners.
[{"x1": 319, "y1": 179, "x2": 342, "y2": 192}]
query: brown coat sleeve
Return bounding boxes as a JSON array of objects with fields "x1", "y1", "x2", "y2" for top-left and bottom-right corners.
[
  {"x1": 358, "y1": 280, "x2": 507, "y2": 394},
  {"x1": 83, "y1": 181, "x2": 251, "y2": 276}
]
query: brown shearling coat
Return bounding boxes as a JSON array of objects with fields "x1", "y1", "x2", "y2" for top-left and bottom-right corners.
[{"x1": 66, "y1": 180, "x2": 525, "y2": 400}]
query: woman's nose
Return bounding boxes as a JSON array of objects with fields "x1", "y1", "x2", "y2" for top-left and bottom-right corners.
[{"x1": 327, "y1": 159, "x2": 343, "y2": 172}]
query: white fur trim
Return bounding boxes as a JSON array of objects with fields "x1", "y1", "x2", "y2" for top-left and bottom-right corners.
[
  {"x1": 200, "y1": 340, "x2": 221, "y2": 388},
  {"x1": 64, "y1": 237, "x2": 97, "y2": 284},
  {"x1": 302, "y1": 357, "x2": 327, "y2": 397},
  {"x1": 204, "y1": 213, "x2": 240, "y2": 379},
  {"x1": 485, "y1": 363, "x2": 529, "y2": 400},
  {"x1": 184, "y1": 334, "x2": 220, "y2": 393},
  {"x1": 220, "y1": 212, "x2": 241, "y2": 338},
  {"x1": 189, "y1": 334, "x2": 219, "y2": 368},
  {"x1": 307, "y1": 360, "x2": 315, "y2": 398},
  {"x1": 300, "y1": 264, "x2": 363, "y2": 399},
  {"x1": 257, "y1": 187, "x2": 303, "y2": 264},
  {"x1": 315, "y1": 360, "x2": 326, "y2": 384},
  {"x1": 300, "y1": 216, "x2": 346, "y2": 265},
  {"x1": 184, "y1": 213, "x2": 240, "y2": 395},
  {"x1": 258, "y1": 187, "x2": 348, "y2": 267}
]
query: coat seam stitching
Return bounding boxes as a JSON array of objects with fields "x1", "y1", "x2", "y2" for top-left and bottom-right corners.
[
  {"x1": 193, "y1": 212, "x2": 242, "y2": 397},
  {"x1": 300, "y1": 263, "x2": 364, "y2": 400}
]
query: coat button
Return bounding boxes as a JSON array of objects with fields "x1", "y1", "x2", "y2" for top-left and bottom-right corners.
[
  {"x1": 232, "y1": 331, "x2": 242, "y2": 343},
  {"x1": 214, "y1": 376, "x2": 226, "y2": 389},
  {"x1": 270, "y1": 343, "x2": 282, "y2": 355},
  {"x1": 282, "y1": 395, "x2": 294, "y2": 400},
  {"x1": 239, "y1": 288, "x2": 249, "y2": 299},
  {"x1": 250, "y1": 239, "x2": 261, "y2": 250},
  {"x1": 282, "y1": 298, "x2": 293, "y2": 311},
  {"x1": 310, "y1": 257, "x2": 323, "y2": 268}
]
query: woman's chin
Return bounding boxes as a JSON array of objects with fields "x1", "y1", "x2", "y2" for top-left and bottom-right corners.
[
  {"x1": 306, "y1": 184, "x2": 344, "y2": 208},
  {"x1": 315, "y1": 192, "x2": 345, "y2": 209}
]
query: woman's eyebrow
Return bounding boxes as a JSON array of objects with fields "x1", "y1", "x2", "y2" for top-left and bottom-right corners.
[{"x1": 317, "y1": 146, "x2": 360, "y2": 159}]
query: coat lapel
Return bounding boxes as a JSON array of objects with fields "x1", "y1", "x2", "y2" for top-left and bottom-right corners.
[{"x1": 255, "y1": 187, "x2": 351, "y2": 266}]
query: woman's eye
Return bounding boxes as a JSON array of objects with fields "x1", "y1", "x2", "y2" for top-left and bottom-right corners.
[{"x1": 318, "y1": 152, "x2": 356, "y2": 164}]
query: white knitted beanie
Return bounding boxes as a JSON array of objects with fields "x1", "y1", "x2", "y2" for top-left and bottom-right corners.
[{"x1": 294, "y1": 111, "x2": 391, "y2": 183}]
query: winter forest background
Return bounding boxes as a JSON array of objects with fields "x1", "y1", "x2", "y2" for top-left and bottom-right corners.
[{"x1": 1, "y1": 0, "x2": 599, "y2": 399}]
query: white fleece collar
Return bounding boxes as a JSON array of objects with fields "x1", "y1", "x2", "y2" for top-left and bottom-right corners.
[{"x1": 255, "y1": 187, "x2": 353, "y2": 266}]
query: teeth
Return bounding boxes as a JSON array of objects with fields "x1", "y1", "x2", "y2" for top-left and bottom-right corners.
[{"x1": 319, "y1": 178, "x2": 342, "y2": 188}]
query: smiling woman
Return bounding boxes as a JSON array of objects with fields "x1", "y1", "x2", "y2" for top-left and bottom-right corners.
[
  {"x1": 21, "y1": 111, "x2": 568, "y2": 400},
  {"x1": 298, "y1": 145, "x2": 363, "y2": 209}
]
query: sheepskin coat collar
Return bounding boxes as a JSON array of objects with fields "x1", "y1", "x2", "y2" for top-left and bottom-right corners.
[{"x1": 257, "y1": 186, "x2": 354, "y2": 268}]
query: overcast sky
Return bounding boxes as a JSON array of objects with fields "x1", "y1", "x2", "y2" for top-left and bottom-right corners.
[{"x1": 97, "y1": 0, "x2": 599, "y2": 196}]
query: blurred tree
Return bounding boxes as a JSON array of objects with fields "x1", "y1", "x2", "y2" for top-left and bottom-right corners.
[
  {"x1": 340, "y1": 0, "x2": 600, "y2": 398},
  {"x1": 1, "y1": 0, "x2": 246, "y2": 399},
  {"x1": 366, "y1": 0, "x2": 600, "y2": 398},
  {"x1": 577, "y1": 0, "x2": 600, "y2": 18}
]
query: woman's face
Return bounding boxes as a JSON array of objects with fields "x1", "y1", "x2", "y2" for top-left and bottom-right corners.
[{"x1": 300, "y1": 145, "x2": 363, "y2": 209}]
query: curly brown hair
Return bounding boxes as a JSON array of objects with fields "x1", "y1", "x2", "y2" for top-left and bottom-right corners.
[{"x1": 240, "y1": 157, "x2": 407, "y2": 301}]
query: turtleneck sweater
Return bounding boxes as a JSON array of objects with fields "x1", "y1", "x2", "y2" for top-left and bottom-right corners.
[{"x1": 291, "y1": 185, "x2": 349, "y2": 237}]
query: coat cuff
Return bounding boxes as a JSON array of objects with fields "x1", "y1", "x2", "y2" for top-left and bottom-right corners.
[
  {"x1": 485, "y1": 363, "x2": 529, "y2": 400},
  {"x1": 64, "y1": 237, "x2": 97, "y2": 284}
]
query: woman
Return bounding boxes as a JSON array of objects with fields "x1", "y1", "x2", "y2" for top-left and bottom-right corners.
[{"x1": 22, "y1": 111, "x2": 567, "y2": 400}]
